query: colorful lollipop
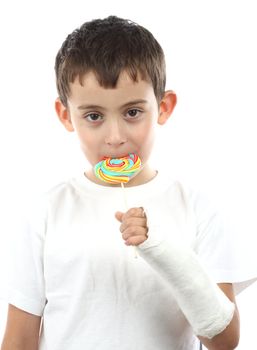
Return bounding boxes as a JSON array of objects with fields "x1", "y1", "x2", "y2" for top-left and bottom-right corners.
[
  {"x1": 94, "y1": 153, "x2": 142, "y2": 258},
  {"x1": 94, "y1": 153, "x2": 141, "y2": 185}
]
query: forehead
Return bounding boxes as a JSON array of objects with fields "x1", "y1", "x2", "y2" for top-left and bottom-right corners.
[{"x1": 68, "y1": 70, "x2": 156, "y2": 107}]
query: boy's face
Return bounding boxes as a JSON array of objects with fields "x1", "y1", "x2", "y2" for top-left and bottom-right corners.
[{"x1": 56, "y1": 71, "x2": 176, "y2": 186}]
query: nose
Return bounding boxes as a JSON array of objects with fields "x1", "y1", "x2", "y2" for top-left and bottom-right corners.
[{"x1": 105, "y1": 119, "x2": 127, "y2": 146}]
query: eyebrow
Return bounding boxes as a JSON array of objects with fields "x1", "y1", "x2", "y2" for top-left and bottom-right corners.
[{"x1": 77, "y1": 99, "x2": 148, "y2": 111}]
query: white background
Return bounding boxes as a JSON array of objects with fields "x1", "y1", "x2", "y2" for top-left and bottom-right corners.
[{"x1": 0, "y1": 0, "x2": 256, "y2": 348}]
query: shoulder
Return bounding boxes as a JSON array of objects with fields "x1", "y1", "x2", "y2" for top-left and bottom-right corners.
[
  {"x1": 165, "y1": 178, "x2": 216, "y2": 216},
  {"x1": 40, "y1": 176, "x2": 84, "y2": 208},
  {"x1": 17, "y1": 178, "x2": 79, "y2": 228},
  {"x1": 45, "y1": 177, "x2": 79, "y2": 200},
  {"x1": 176, "y1": 181, "x2": 219, "y2": 217}
]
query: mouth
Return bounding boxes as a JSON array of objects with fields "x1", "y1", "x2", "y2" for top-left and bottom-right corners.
[
  {"x1": 102, "y1": 155, "x2": 126, "y2": 160},
  {"x1": 101, "y1": 153, "x2": 136, "y2": 160}
]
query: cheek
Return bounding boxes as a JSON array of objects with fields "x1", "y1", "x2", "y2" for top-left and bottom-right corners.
[
  {"x1": 74, "y1": 123, "x2": 99, "y2": 147},
  {"x1": 75, "y1": 129, "x2": 100, "y2": 161},
  {"x1": 135, "y1": 118, "x2": 154, "y2": 138},
  {"x1": 134, "y1": 121, "x2": 156, "y2": 153}
]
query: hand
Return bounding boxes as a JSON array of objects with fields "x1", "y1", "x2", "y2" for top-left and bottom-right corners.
[{"x1": 115, "y1": 207, "x2": 148, "y2": 246}]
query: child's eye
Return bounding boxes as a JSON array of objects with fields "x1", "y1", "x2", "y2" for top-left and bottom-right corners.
[
  {"x1": 126, "y1": 109, "x2": 142, "y2": 119},
  {"x1": 85, "y1": 113, "x2": 103, "y2": 122}
]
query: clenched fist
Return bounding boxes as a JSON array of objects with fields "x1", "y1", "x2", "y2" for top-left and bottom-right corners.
[{"x1": 115, "y1": 207, "x2": 148, "y2": 246}]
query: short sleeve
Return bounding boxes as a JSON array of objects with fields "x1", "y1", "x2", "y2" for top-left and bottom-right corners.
[
  {"x1": 191, "y1": 191, "x2": 257, "y2": 295},
  {"x1": 4, "y1": 197, "x2": 47, "y2": 316}
]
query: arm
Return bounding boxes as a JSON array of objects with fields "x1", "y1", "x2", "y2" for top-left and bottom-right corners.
[
  {"x1": 198, "y1": 283, "x2": 240, "y2": 350},
  {"x1": 1, "y1": 304, "x2": 41, "y2": 350},
  {"x1": 116, "y1": 208, "x2": 240, "y2": 350}
]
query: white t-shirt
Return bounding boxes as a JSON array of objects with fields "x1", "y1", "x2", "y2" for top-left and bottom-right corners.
[{"x1": 5, "y1": 172, "x2": 257, "y2": 350}]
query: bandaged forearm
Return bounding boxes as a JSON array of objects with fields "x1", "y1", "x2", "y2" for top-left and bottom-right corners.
[{"x1": 137, "y1": 236, "x2": 235, "y2": 339}]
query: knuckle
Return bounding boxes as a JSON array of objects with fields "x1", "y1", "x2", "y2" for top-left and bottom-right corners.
[
  {"x1": 127, "y1": 207, "x2": 144, "y2": 218},
  {"x1": 127, "y1": 207, "x2": 136, "y2": 216},
  {"x1": 122, "y1": 227, "x2": 136, "y2": 239},
  {"x1": 122, "y1": 233, "x2": 128, "y2": 240},
  {"x1": 127, "y1": 226, "x2": 137, "y2": 235}
]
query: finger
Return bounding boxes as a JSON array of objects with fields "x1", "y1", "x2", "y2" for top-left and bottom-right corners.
[
  {"x1": 120, "y1": 217, "x2": 147, "y2": 232},
  {"x1": 124, "y1": 207, "x2": 146, "y2": 219},
  {"x1": 121, "y1": 225, "x2": 148, "y2": 240},
  {"x1": 115, "y1": 211, "x2": 124, "y2": 222},
  {"x1": 124, "y1": 234, "x2": 148, "y2": 246}
]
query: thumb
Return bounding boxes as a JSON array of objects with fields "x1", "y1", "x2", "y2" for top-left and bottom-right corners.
[{"x1": 115, "y1": 211, "x2": 124, "y2": 222}]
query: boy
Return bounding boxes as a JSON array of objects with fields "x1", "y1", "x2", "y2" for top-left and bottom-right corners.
[{"x1": 1, "y1": 15, "x2": 254, "y2": 350}]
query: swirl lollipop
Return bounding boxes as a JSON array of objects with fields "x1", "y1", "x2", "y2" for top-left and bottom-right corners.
[
  {"x1": 94, "y1": 153, "x2": 142, "y2": 258},
  {"x1": 94, "y1": 153, "x2": 141, "y2": 184}
]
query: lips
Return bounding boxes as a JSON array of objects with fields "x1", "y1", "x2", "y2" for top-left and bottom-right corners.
[
  {"x1": 102, "y1": 155, "x2": 126, "y2": 160},
  {"x1": 101, "y1": 153, "x2": 135, "y2": 160}
]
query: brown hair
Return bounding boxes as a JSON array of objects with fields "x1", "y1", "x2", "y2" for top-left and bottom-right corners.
[{"x1": 55, "y1": 16, "x2": 166, "y2": 106}]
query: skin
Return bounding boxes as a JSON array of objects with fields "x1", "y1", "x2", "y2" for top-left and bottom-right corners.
[
  {"x1": 1, "y1": 71, "x2": 239, "y2": 349},
  {"x1": 1, "y1": 305, "x2": 41, "y2": 349},
  {"x1": 55, "y1": 70, "x2": 177, "y2": 187}
]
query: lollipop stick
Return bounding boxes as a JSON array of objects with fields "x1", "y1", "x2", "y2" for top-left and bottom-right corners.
[
  {"x1": 120, "y1": 182, "x2": 129, "y2": 208},
  {"x1": 121, "y1": 182, "x2": 138, "y2": 259}
]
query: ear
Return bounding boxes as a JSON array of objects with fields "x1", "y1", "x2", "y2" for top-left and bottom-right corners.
[
  {"x1": 158, "y1": 90, "x2": 177, "y2": 125},
  {"x1": 55, "y1": 98, "x2": 74, "y2": 132}
]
